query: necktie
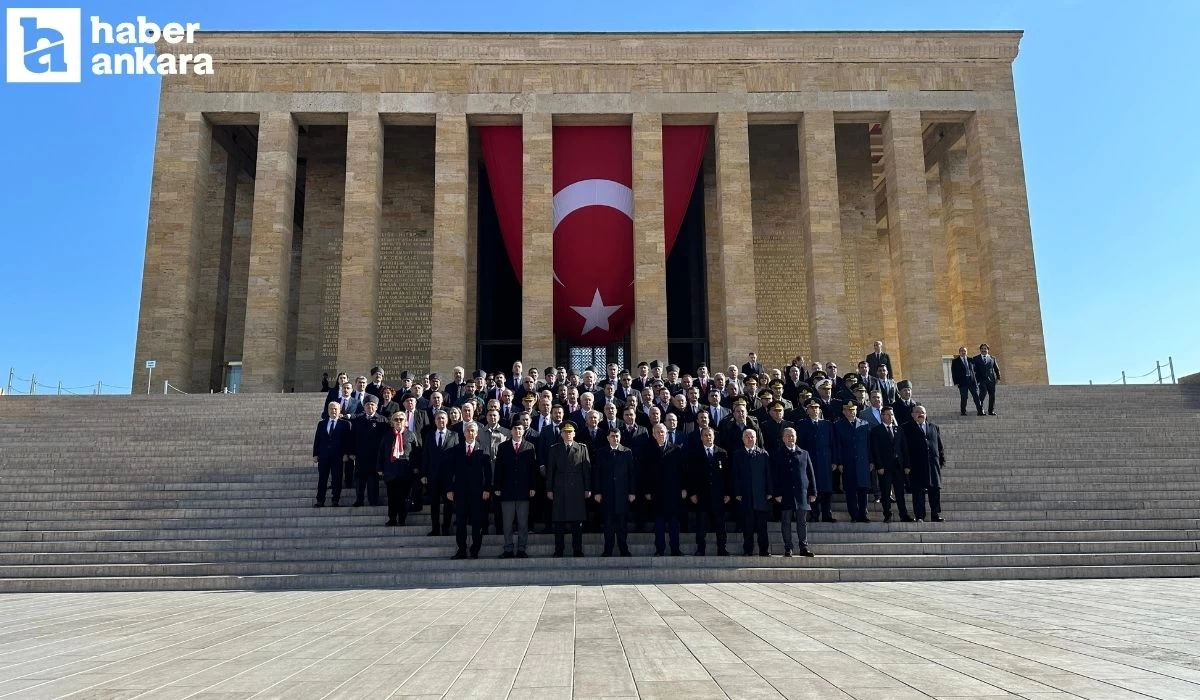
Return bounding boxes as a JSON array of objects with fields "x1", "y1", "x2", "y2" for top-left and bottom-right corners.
[
  {"x1": 888, "y1": 426, "x2": 894, "y2": 438},
  {"x1": 514, "y1": 442, "x2": 520, "y2": 452},
  {"x1": 669, "y1": 431, "x2": 675, "y2": 444},
  {"x1": 437, "y1": 431, "x2": 443, "y2": 447},
  {"x1": 706, "y1": 448, "x2": 712, "y2": 458},
  {"x1": 327, "y1": 420, "x2": 333, "y2": 434},
  {"x1": 342, "y1": 398, "x2": 348, "y2": 412},
  {"x1": 467, "y1": 444, "x2": 473, "y2": 457}
]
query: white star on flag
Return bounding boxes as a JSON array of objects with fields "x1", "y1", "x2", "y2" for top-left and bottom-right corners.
[{"x1": 571, "y1": 289, "x2": 621, "y2": 336}]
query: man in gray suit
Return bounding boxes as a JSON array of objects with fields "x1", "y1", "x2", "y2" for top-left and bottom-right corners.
[{"x1": 860, "y1": 390, "x2": 885, "y2": 428}]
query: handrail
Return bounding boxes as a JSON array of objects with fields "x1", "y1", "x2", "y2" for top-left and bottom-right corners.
[{"x1": 1090, "y1": 357, "x2": 1177, "y2": 385}]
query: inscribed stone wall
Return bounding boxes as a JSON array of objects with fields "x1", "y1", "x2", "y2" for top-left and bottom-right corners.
[
  {"x1": 297, "y1": 126, "x2": 346, "y2": 389},
  {"x1": 749, "y1": 125, "x2": 809, "y2": 370},
  {"x1": 377, "y1": 126, "x2": 435, "y2": 373}
]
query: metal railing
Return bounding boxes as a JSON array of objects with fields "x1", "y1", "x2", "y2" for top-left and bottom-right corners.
[
  {"x1": 1091, "y1": 357, "x2": 1177, "y2": 385},
  {"x1": 3, "y1": 368, "x2": 131, "y2": 396}
]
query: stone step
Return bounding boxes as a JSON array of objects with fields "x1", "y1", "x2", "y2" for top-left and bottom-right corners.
[{"x1": 2, "y1": 538, "x2": 1195, "y2": 566}]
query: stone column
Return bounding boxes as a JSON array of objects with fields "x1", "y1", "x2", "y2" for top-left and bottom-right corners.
[
  {"x1": 701, "y1": 145, "x2": 724, "y2": 367},
  {"x1": 939, "y1": 143, "x2": 987, "y2": 349},
  {"x1": 522, "y1": 112, "x2": 555, "y2": 371},
  {"x1": 713, "y1": 112, "x2": 758, "y2": 366},
  {"x1": 192, "y1": 143, "x2": 238, "y2": 393},
  {"x1": 837, "y1": 124, "x2": 882, "y2": 357},
  {"x1": 882, "y1": 110, "x2": 942, "y2": 387},
  {"x1": 223, "y1": 172, "x2": 253, "y2": 368},
  {"x1": 966, "y1": 109, "x2": 1048, "y2": 383},
  {"x1": 337, "y1": 113, "x2": 383, "y2": 376},
  {"x1": 131, "y1": 111, "x2": 212, "y2": 394},
  {"x1": 430, "y1": 112, "x2": 470, "y2": 374},
  {"x1": 241, "y1": 112, "x2": 299, "y2": 392},
  {"x1": 798, "y1": 111, "x2": 849, "y2": 366},
  {"x1": 631, "y1": 112, "x2": 668, "y2": 363}
]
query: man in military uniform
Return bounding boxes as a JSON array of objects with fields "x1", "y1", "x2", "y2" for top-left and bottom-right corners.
[{"x1": 546, "y1": 422, "x2": 592, "y2": 557}]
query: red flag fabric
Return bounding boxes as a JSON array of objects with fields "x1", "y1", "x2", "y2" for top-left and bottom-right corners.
[
  {"x1": 552, "y1": 126, "x2": 634, "y2": 345},
  {"x1": 479, "y1": 125, "x2": 524, "y2": 280},
  {"x1": 478, "y1": 124, "x2": 710, "y2": 346}
]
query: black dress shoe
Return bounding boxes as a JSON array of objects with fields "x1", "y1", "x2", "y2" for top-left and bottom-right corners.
[
  {"x1": 553, "y1": 552, "x2": 564, "y2": 558},
  {"x1": 988, "y1": 411, "x2": 997, "y2": 416},
  {"x1": 313, "y1": 503, "x2": 324, "y2": 508},
  {"x1": 977, "y1": 411, "x2": 985, "y2": 416},
  {"x1": 883, "y1": 516, "x2": 893, "y2": 523},
  {"x1": 331, "y1": 502, "x2": 340, "y2": 507},
  {"x1": 452, "y1": 550, "x2": 467, "y2": 560},
  {"x1": 861, "y1": 517, "x2": 872, "y2": 523},
  {"x1": 601, "y1": 551, "x2": 612, "y2": 557},
  {"x1": 427, "y1": 530, "x2": 439, "y2": 536},
  {"x1": 900, "y1": 516, "x2": 915, "y2": 523},
  {"x1": 385, "y1": 519, "x2": 397, "y2": 527},
  {"x1": 671, "y1": 550, "x2": 684, "y2": 557},
  {"x1": 517, "y1": 552, "x2": 529, "y2": 559},
  {"x1": 759, "y1": 551, "x2": 771, "y2": 557},
  {"x1": 694, "y1": 550, "x2": 706, "y2": 557},
  {"x1": 573, "y1": 551, "x2": 585, "y2": 558},
  {"x1": 821, "y1": 516, "x2": 837, "y2": 523},
  {"x1": 500, "y1": 552, "x2": 515, "y2": 559},
  {"x1": 469, "y1": 551, "x2": 480, "y2": 559},
  {"x1": 799, "y1": 549, "x2": 815, "y2": 558},
  {"x1": 960, "y1": 410, "x2": 967, "y2": 416},
  {"x1": 620, "y1": 551, "x2": 632, "y2": 557},
  {"x1": 717, "y1": 549, "x2": 730, "y2": 557},
  {"x1": 783, "y1": 550, "x2": 793, "y2": 558},
  {"x1": 932, "y1": 516, "x2": 945, "y2": 522},
  {"x1": 352, "y1": 502, "x2": 364, "y2": 508}
]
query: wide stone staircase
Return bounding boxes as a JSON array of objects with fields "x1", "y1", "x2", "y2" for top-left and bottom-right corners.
[{"x1": 1, "y1": 385, "x2": 1198, "y2": 592}]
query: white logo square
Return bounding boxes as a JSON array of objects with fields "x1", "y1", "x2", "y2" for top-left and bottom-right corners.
[{"x1": 6, "y1": 8, "x2": 82, "y2": 83}]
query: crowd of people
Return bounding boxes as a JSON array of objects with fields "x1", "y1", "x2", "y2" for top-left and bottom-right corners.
[{"x1": 312, "y1": 341, "x2": 996, "y2": 559}]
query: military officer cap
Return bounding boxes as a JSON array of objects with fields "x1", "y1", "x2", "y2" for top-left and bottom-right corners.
[
  {"x1": 844, "y1": 372, "x2": 859, "y2": 382},
  {"x1": 666, "y1": 363, "x2": 679, "y2": 372},
  {"x1": 399, "y1": 370, "x2": 414, "y2": 380},
  {"x1": 896, "y1": 379, "x2": 912, "y2": 390},
  {"x1": 842, "y1": 401, "x2": 859, "y2": 411},
  {"x1": 796, "y1": 383, "x2": 813, "y2": 393},
  {"x1": 816, "y1": 379, "x2": 833, "y2": 389},
  {"x1": 852, "y1": 383, "x2": 868, "y2": 393},
  {"x1": 362, "y1": 395, "x2": 379, "y2": 405},
  {"x1": 804, "y1": 399, "x2": 822, "y2": 409},
  {"x1": 649, "y1": 360, "x2": 662, "y2": 369},
  {"x1": 561, "y1": 421, "x2": 577, "y2": 432},
  {"x1": 810, "y1": 371, "x2": 828, "y2": 382},
  {"x1": 770, "y1": 379, "x2": 785, "y2": 388},
  {"x1": 521, "y1": 392, "x2": 537, "y2": 402},
  {"x1": 769, "y1": 400, "x2": 785, "y2": 410},
  {"x1": 732, "y1": 397, "x2": 748, "y2": 406},
  {"x1": 472, "y1": 369, "x2": 486, "y2": 379},
  {"x1": 757, "y1": 388, "x2": 774, "y2": 399},
  {"x1": 429, "y1": 372, "x2": 441, "y2": 380}
]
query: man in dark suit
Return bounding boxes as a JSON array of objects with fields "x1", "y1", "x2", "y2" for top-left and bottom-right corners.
[
  {"x1": 546, "y1": 422, "x2": 592, "y2": 557},
  {"x1": 772, "y1": 428, "x2": 817, "y2": 557},
  {"x1": 447, "y1": 422, "x2": 492, "y2": 559},
  {"x1": 349, "y1": 395, "x2": 389, "y2": 506},
  {"x1": 312, "y1": 402, "x2": 353, "y2": 507},
  {"x1": 873, "y1": 366, "x2": 897, "y2": 406},
  {"x1": 324, "y1": 383, "x2": 361, "y2": 420},
  {"x1": 718, "y1": 401, "x2": 761, "y2": 452},
  {"x1": 866, "y1": 340, "x2": 894, "y2": 378},
  {"x1": 323, "y1": 373, "x2": 349, "y2": 408},
  {"x1": 972, "y1": 343, "x2": 1001, "y2": 416},
  {"x1": 688, "y1": 426, "x2": 732, "y2": 556},
  {"x1": 593, "y1": 426, "x2": 637, "y2": 557},
  {"x1": 379, "y1": 412, "x2": 418, "y2": 526},
  {"x1": 951, "y1": 346, "x2": 983, "y2": 416},
  {"x1": 741, "y1": 352, "x2": 765, "y2": 379},
  {"x1": 904, "y1": 405, "x2": 947, "y2": 522},
  {"x1": 506, "y1": 361, "x2": 525, "y2": 394},
  {"x1": 640, "y1": 423, "x2": 686, "y2": 556},
  {"x1": 759, "y1": 401, "x2": 794, "y2": 453},
  {"x1": 733, "y1": 428, "x2": 773, "y2": 556},
  {"x1": 421, "y1": 410, "x2": 459, "y2": 536},
  {"x1": 870, "y1": 406, "x2": 912, "y2": 522}
]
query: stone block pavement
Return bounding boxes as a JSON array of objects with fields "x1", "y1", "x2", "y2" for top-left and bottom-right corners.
[{"x1": 1, "y1": 578, "x2": 1199, "y2": 699}]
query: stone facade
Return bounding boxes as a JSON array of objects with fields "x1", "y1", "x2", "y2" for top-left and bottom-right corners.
[{"x1": 132, "y1": 30, "x2": 1049, "y2": 392}]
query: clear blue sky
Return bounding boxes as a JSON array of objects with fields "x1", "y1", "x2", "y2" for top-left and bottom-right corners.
[{"x1": 1, "y1": 0, "x2": 1196, "y2": 392}]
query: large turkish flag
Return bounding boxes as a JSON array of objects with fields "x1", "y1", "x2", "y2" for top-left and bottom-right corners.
[{"x1": 479, "y1": 123, "x2": 708, "y2": 347}]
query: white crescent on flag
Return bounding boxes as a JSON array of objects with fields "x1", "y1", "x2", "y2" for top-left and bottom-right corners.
[{"x1": 551, "y1": 178, "x2": 634, "y2": 288}]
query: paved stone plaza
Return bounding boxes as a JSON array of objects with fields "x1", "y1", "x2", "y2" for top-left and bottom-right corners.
[{"x1": 1, "y1": 579, "x2": 1198, "y2": 699}]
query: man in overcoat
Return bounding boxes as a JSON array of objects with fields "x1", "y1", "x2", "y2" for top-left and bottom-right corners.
[
  {"x1": 796, "y1": 399, "x2": 836, "y2": 523},
  {"x1": 733, "y1": 428, "x2": 773, "y2": 556},
  {"x1": 640, "y1": 423, "x2": 686, "y2": 556},
  {"x1": 378, "y1": 412, "x2": 418, "y2": 526},
  {"x1": 493, "y1": 422, "x2": 538, "y2": 558},
  {"x1": 688, "y1": 426, "x2": 732, "y2": 556},
  {"x1": 312, "y1": 401, "x2": 353, "y2": 508},
  {"x1": 903, "y1": 405, "x2": 947, "y2": 522},
  {"x1": 771, "y1": 427, "x2": 817, "y2": 557},
  {"x1": 546, "y1": 422, "x2": 592, "y2": 557},
  {"x1": 593, "y1": 427, "x2": 637, "y2": 557},
  {"x1": 447, "y1": 422, "x2": 492, "y2": 559},
  {"x1": 869, "y1": 405, "x2": 912, "y2": 522},
  {"x1": 350, "y1": 395, "x2": 389, "y2": 506},
  {"x1": 832, "y1": 402, "x2": 873, "y2": 523}
]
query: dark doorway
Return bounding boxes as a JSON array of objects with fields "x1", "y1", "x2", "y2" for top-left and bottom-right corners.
[
  {"x1": 475, "y1": 163, "x2": 523, "y2": 373},
  {"x1": 666, "y1": 172, "x2": 708, "y2": 374}
]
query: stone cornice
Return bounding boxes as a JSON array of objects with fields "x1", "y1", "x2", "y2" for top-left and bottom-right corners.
[{"x1": 173, "y1": 31, "x2": 1022, "y2": 65}]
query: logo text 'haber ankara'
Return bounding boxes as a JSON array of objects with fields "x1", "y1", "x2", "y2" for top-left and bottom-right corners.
[
  {"x1": 89, "y1": 16, "x2": 213, "y2": 75},
  {"x1": 5, "y1": 9, "x2": 212, "y2": 83}
]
